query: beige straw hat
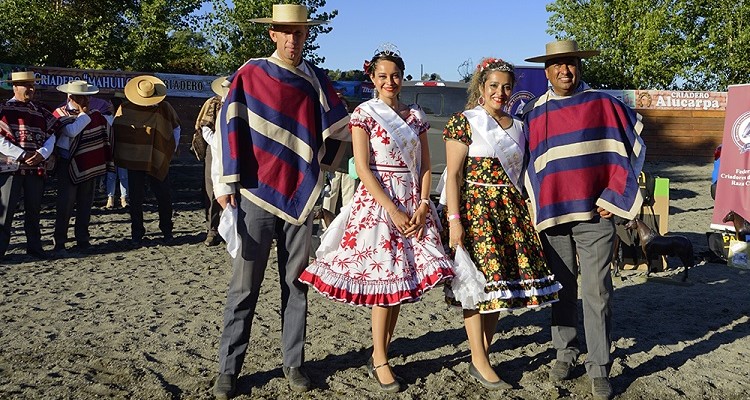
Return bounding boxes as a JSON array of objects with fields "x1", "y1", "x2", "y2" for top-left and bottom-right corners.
[
  {"x1": 211, "y1": 76, "x2": 229, "y2": 98},
  {"x1": 249, "y1": 4, "x2": 326, "y2": 25},
  {"x1": 525, "y1": 40, "x2": 600, "y2": 63},
  {"x1": 5, "y1": 71, "x2": 40, "y2": 83},
  {"x1": 56, "y1": 80, "x2": 99, "y2": 95},
  {"x1": 124, "y1": 75, "x2": 167, "y2": 106}
]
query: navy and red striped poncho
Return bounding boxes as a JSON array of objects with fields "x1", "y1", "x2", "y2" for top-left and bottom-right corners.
[
  {"x1": 217, "y1": 57, "x2": 349, "y2": 225},
  {"x1": 523, "y1": 89, "x2": 646, "y2": 232}
]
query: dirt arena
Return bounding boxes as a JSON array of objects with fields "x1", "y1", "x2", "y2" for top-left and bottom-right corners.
[{"x1": 0, "y1": 160, "x2": 748, "y2": 399}]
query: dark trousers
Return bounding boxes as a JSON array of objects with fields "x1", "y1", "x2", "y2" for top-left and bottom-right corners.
[
  {"x1": 127, "y1": 170, "x2": 172, "y2": 239},
  {"x1": 0, "y1": 172, "x2": 45, "y2": 256},
  {"x1": 53, "y1": 159, "x2": 96, "y2": 247},
  {"x1": 217, "y1": 195, "x2": 312, "y2": 375},
  {"x1": 204, "y1": 149, "x2": 220, "y2": 234},
  {"x1": 540, "y1": 216, "x2": 615, "y2": 378}
]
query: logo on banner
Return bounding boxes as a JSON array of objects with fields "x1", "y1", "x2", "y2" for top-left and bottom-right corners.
[
  {"x1": 730, "y1": 111, "x2": 750, "y2": 153},
  {"x1": 507, "y1": 90, "x2": 534, "y2": 116}
]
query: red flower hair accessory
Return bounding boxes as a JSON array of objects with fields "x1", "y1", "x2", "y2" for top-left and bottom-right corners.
[{"x1": 476, "y1": 58, "x2": 513, "y2": 73}]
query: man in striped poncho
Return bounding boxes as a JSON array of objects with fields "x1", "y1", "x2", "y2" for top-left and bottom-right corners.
[
  {"x1": 522, "y1": 40, "x2": 646, "y2": 400},
  {"x1": 52, "y1": 80, "x2": 113, "y2": 253},
  {"x1": 211, "y1": 4, "x2": 350, "y2": 399},
  {"x1": 0, "y1": 72, "x2": 86, "y2": 259}
]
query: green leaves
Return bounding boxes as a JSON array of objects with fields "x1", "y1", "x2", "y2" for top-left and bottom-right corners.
[
  {"x1": 547, "y1": 0, "x2": 750, "y2": 90},
  {"x1": 0, "y1": 0, "x2": 336, "y2": 76}
]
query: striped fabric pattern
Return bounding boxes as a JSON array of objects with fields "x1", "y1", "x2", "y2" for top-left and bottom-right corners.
[
  {"x1": 112, "y1": 101, "x2": 180, "y2": 181},
  {"x1": 53, "y1": 108, "x2": 113, "y2": 184},
  {"x1": 218, "y1": 57, "x2": 349, "y2": 225},
  {"x1": 523, "y1": 90, "x2": 646, "y2": 231},
  {"x1": 0, "y1": 100, "x2": 64, "y2": 174}
]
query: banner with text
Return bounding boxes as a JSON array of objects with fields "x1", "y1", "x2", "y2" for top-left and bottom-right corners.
[
  {"x1": 634, "y1": 89, "x2": 727, "y2": 111},
  {"x1": 711, "y1": 83, "x2": 750, "y2": 231},
  {"x1": 1, "y1": 64, "x2": 218, "y2": 98}
]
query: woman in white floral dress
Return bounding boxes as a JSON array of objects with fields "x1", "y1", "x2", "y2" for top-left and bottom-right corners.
[{"x1": 299, "y1": 45, "x2": 453, "y2": 393}]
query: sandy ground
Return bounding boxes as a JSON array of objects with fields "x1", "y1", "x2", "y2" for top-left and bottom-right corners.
[{"x1": 0, "y1": 160, "x2": 748, "y2": 400}]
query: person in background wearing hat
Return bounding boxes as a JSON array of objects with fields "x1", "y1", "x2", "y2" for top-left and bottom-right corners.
[
  {"x1": 51, "y1": 80, "x2": 114, "y2": 253},
  {"x1": 0, "y1": 71, "x2": 89, "y2": 259},
  {"x1": 211, "y1": 4, "x2": 349, "y2": 398},
  {"x1": 104, "y1": 91, "x2": 129, "y2": 210},
  {"x1": 191, "y1": 76, "x2": 227, "y2": 247},
  {"x1": 113, "y1": 75, "x2": 180, "y2": 245},
  {"x1": 522, "y1": 40, "x2": 646, "y2": 400}
]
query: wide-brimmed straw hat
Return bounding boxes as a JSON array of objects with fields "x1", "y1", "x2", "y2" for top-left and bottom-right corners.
[
  {"x1": 249, "y1": 4, "x2": 326, "y2": 25},
  {"x1": 5, "y1": 71, "x2": 40, "y2": 84},
  {"x1": 56, "y1": 80, "x2": 99, "y2": 95},
  {"x1": 525, "y1": 40, "x2": 600, "y2": 63},
  {"x1": 124, "y1": 75, "x2": 167, "y2": 106},
  {"x1": 211, "y1": 76, "x2": 229, "y2": 98}
]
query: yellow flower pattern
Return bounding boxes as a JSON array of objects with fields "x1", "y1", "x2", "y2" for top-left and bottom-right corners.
[{"x1": 442, "y1": 113, "x2": 559, "y2": 312}]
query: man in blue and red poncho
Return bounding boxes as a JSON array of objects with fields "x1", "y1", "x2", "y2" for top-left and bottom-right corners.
[
  {"x1": 210, "y1": 4, "x2": 350, "y2": 398},
  {"x1": 522, "y1": 40, "x2": 646, "y2": 400}
]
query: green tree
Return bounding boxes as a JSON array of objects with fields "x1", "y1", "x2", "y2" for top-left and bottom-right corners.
[
  {"x1": 546, "y1": 0, "x2": 750, "y2": 91},
  {"x1": 681, "y1": 0, "x2": 750, "y2": 90},
  {"x1": 201, "y1": 0, "x2": 337, "y2": 74},
  {"x1": 0, "y1": 0, "x2": 78, "y2": 67},
  {"x1": 546, "y1": 0, "x2": 687, "y2": 90},
  {"x1": 121, "y1": 0, "x2": 204, "y2": 72},
  {"x1": 0, "y1": 0, "x2": 205, "y2": 73}
]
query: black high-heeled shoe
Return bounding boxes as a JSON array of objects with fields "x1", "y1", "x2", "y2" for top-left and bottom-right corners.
[
  {"x1": 468, "y1": 363, "x2": 512, "y2": 390},
  {"x1": 366, "y1": 357, "x2": 402, "y2": 393}
]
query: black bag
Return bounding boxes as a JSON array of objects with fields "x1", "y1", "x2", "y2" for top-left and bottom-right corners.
[
  {"x1": 638, "y1": 170, "x2": 656, "y2": 206},
  {"x1": 706, "y1": 232, "x2": 731, "y2": 262}
]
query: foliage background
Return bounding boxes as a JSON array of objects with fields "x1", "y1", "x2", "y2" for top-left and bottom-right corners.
[{"x1": 1, "y1": 0, "x2": 748, "y2": 90}]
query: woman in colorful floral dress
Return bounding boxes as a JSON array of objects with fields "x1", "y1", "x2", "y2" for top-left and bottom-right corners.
[
  {"x1": 299, "y1": 45, "x2": 453, "y2": 393},
  {"x1": 442, "y1": 58, "x2": 561, "y2": 389}
]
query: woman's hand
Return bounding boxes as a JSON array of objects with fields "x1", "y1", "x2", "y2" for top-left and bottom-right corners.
[
  {"x1": 406, "y1": 203, "x2": 429, "y2": 239},
  {"x1": 448, "y1": 219, "x2": 464, "y2": 250},
  {"x1": 389, "y1": 207, "x2": 414, "y2": 236}
]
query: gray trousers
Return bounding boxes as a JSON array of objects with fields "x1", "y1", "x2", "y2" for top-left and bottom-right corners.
[
  {"x1": 53, "y1": 158, "x2": 96, "y2": 247},
  {"x1": 540, "y1": 216, "x2": 614, "y2": 378},
  {"x1": 0, "y1": 172, "x2": 45, "y2": 256},
  {"x1": 217, "y1": 194, "x2": 312, "y2": 375}
]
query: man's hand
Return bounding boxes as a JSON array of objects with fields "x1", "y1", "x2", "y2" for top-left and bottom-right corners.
[
  {"x1": 217, "y1": 194, "x2": 236, "y2": 210},
  {"x1": 24, "y1": 151, "x2": 44, "y2": 166},
  {"x1": 597, "y1": 206, "x2": 613, "y2": 219}
]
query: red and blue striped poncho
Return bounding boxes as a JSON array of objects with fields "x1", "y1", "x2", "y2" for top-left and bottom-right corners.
[
  {"x1": 217, "y1": 57, "x2": 349, "y2": 225},
  {"x1": 523, "y1": 89, "x2": 646, "y2": 232}
]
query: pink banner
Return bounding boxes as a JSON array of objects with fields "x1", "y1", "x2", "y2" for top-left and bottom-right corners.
[{"x1": 711, "y1": 84, "x2": 750, "y2": 231}]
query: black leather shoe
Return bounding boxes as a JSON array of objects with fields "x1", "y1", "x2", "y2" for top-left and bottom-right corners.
[
  {"x1": 282, "y1": 366, "x2": 311, "y2": 392},
  {"x1": 366, "y1": 358, "x2": 401, "y2": 393},
  {"x1": 468, "y1": 363, "x2": 512, "y2": 390},
  {"x1": 367, "y1": 357, "x2": 405, "y2": 384},
  {"x1": 212, "y1": 373, "x2": 236, "y2": 400}
]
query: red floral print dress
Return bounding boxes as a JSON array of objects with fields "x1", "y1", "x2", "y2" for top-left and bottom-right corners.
[{"x1": 299, "y1": 101, "x2": 453, "y2": 306}]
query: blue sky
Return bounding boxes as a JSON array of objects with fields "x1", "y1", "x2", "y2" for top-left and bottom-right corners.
[{"x1": 314, "y1": 0, "x2": 556, "y2": 81}]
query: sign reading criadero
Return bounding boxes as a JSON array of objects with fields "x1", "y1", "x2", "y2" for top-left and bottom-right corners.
[{"x1": 634, "y1": 90, "x2": 727, "y2": 110}]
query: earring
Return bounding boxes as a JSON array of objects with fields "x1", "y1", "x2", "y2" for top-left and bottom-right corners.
[{"x1": 478, "y1": 97, "x2": 485, "y2": 106}]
